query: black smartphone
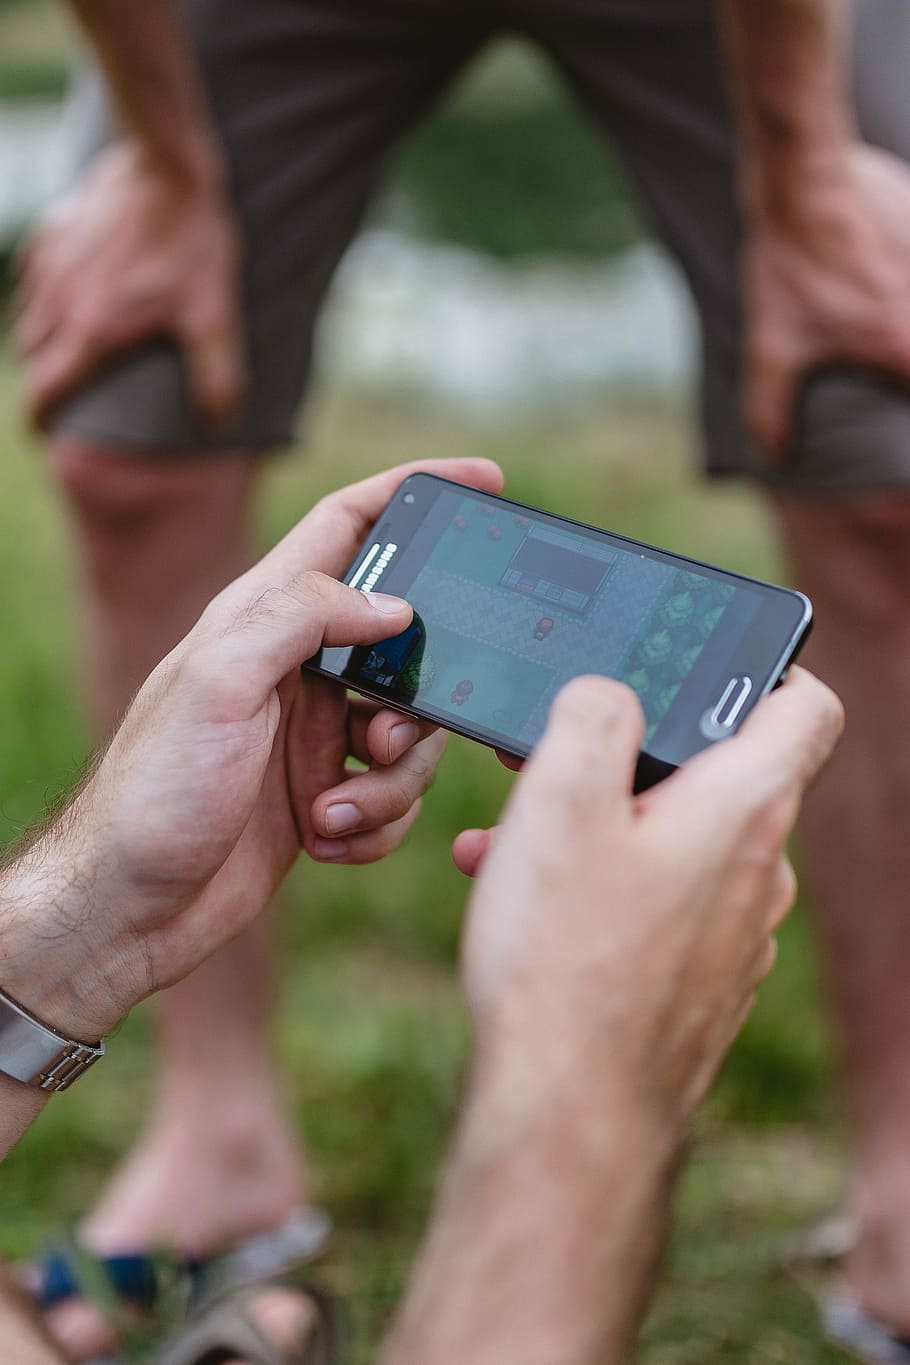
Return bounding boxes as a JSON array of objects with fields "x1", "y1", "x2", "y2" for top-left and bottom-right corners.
[{"x1": 306, "y1": 474, "x2": 813, "y2": 790}]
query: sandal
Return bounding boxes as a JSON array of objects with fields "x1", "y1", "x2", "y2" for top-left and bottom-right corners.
[
  {"x1": 821, "y1": 1290, "x2": 910, "y2": 1365},
  {"x1": 154, "y1": 1277, "x2": 339, "y2": 1365},
  {"x1": 29, "y1": 1209, "x2": 331, "y2": 1312},
  {"x1": 25, "y1": 1208, "x2": 332, "y2": 1364},
  {"x1": 784, "y1": 1215, "x2": 910, "y2": 1363}
]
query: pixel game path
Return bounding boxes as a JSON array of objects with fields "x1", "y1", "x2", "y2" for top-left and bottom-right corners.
[{"x1": 346, "y1": 491, "x2": 738, "y2": 746}]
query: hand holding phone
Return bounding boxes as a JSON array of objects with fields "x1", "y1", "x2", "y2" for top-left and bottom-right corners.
[{"x1": 459, "y1": 668, "x2": 842, "y2": 1106}]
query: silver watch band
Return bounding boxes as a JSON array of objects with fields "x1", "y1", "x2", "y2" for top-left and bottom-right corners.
[{"x1": 0, "y1": 988, "x2": 104, "y2": 1093}]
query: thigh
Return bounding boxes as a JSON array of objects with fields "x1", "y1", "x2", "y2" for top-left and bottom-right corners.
[
  {"x1": 55, "y1": 0, "x2": 492, "y2": 454},
  {"x1": 526, "y1": 0, "x2": 910, "y2": 496}
]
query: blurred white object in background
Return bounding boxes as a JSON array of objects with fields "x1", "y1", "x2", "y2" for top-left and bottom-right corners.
[
  {"x1": 318, "y1": 230, "x2": 696, "y2": 412},
  {"x1": 0, "y1": 100, "x2": 68, "y2": 243}
]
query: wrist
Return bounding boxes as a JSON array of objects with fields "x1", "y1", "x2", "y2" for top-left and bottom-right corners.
[
  {"x1": 468, "y1": 1026, "x2": 682, "y2": 1183},
  {"x1": 131, "y1": 131, "x2": 227, "y2": 200},
  {"x1": 389, "y1": 1035, "x2": 681, "y2": 1365},
  {"x1": 0, "y1": 803, "x2": 146, "y2": 1042},
  {"x1": 720, "y1": 0, "x2": 857, "y2": 229},
  {"x1": 743, "y1": 129, "x2": 857, "y2": 229}
]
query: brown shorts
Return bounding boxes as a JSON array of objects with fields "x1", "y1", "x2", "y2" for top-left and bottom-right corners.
[{"x1": 54, "y1": 0, "x2": 910, "y2": 496}]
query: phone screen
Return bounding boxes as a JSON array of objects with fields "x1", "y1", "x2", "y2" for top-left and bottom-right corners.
[{"x1": 313, "y1": 478, "x2": 810, "y2": 769}]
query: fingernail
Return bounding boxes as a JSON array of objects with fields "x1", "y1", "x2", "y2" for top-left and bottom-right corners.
[
  {"x1": 367, "y1": 593, "x2": 409, "y2": 615},
  {"x1": 389, "y1": 721, "x2": 421, "y2": 763},
  {"x1": 324, "y1": 802, "x2": 361, "y2": 835},
  {"x1": 313, "y1": 837, "x2": 350, "y2": 861}
]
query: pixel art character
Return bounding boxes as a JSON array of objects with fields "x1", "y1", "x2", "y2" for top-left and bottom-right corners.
[{"x1": 451, "y1": 679, "x2": 475, "y2": 706}]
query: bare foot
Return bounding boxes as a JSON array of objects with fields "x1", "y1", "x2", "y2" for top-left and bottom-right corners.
[
  {"x1": 846, "y1": 1174, "x2": 910, "y2": 1339},
  {"x1": 42, "y1": 1100, "x2": 309, "y2": 1362},
  {"x1": 225, "y1": 1288, "x2": 322, "y2": 1365},
  {"x1": 84, "y1": 1104, "x2": 307, "y2": 1255}
]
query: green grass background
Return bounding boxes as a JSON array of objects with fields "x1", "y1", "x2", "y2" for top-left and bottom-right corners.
[{"x1": 0, "y1": 3, "x2": 852, "y2": 1359}]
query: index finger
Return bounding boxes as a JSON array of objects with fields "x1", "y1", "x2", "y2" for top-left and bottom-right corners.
[{"x1": 648, "y1": 667, "x2": 844, "y2": 829}]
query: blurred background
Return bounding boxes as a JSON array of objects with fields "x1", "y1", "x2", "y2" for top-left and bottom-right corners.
[{"x1": 0, "y1": 1, "x2": 846, "y2": 1359}]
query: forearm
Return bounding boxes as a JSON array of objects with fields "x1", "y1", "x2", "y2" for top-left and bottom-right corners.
[
  {"x1": 717, "y1": 0, "x2": 856, "y2": 217},
  {"x1": 68, "y1": 0, "x2": 224, "y2": 188},
  {"x1": 383, "y1": 1046, "x2": 680, "y2": 1365},
  {"x1": 0, "y1": 1266, "x2": 66, "y2": 1364},
  {"x1": 0, "y1": 1075, "x2": 49, "y2": 1164},
  {"x1": 0, "y1": 811, "x2": 139, "y2": 1160}
]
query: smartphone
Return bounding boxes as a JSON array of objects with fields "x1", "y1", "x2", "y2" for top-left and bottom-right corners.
[{"x1": 306, "y1": 474, "x2": 813, "y2": 791}]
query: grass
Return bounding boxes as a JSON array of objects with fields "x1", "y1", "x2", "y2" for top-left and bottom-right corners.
[
  {"x1": 384, "y1": 40, "x2": 644, "y2": 260},
  {"x1": 0, "y1": 346, "x2": 851, "y2": 1361},
  {"x1": 0, "y1": 0, "x2": 71, "y2": 98}
]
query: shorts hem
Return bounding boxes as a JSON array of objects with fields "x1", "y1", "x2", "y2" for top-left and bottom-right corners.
[
  {"x1": 705, "y1": 462, "x2": 910, "y2": 499},
  {"x1": 50, "y1": 416, "x2": 295, "y2": 459}
]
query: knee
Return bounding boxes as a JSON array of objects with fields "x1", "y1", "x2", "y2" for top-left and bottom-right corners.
[
  {"x1": 48, "y1": 436, "x2": 229, "y2": 601},
  {"x1": 49, "y1": 437, "x2": 192, "y2": 539}
]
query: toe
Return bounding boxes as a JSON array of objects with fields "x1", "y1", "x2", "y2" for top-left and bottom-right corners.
[{"x1": 45, "y1": 1300, "x2": 119, "y2": 1362}]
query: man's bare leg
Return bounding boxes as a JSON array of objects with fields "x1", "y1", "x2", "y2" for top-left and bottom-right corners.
[
  {"x1": 45, "y1": 437, "x2": 308, "y2": 1360},
  {"x1": 774, "y1": 492, "x2": 910, "y2": 1333},
  {"x1": 0, "y1": 1267, "x2": 67, "y2": 1365}
]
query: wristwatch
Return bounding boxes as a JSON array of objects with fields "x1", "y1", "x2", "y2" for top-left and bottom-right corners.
[{"x1": 0, "y1": 988, "x2": 105, "y2": 1093}]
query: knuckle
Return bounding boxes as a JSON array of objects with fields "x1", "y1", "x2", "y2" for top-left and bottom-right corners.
[
  {"x1": 223, "y1": 585, "x2": 281, "y2": 633},
  {"x1": 285, "y1": 569, "x2": 329, "y2": 609},
  {"x1": 815, "y1": 682, "x2": 846, "y2": 750},
  {"x1": 73, "y1": 308, "x2": 106, "y2": 350},
  {"x1": 308, "y1": 493, "x2": 355, "y2": 551},
  {"x1": 130, "y1": 272, "x2": 172, "y2": 320},
  {"x1": 309, "y1": 490, "x2": 346, "y2": 529},
  {"x1": 237, "y1": 570, "x2": 328, "y2": 627},
  {"x1": 399, "y1": 742, "x2": 438, "y2": 792},
  {"x1": 183, "y1": 292, "x2": 231, "y2": 337},
  {"x1": 768, "y1": 860, "x2": 798, "y2": 929},
  {"x1": 757, "y1": 937, "x2": 779, "y2": 982},
  {"x1": 72, "y1": 289, "x2": 103, "y2": 327},
  {"x1": 385, "y1": 773, "x2": 420, "y2": 818}
]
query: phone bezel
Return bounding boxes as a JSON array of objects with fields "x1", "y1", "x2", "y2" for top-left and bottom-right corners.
[{"x1": 305, "y1": 474, "x2": 813, "y2": 774}]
